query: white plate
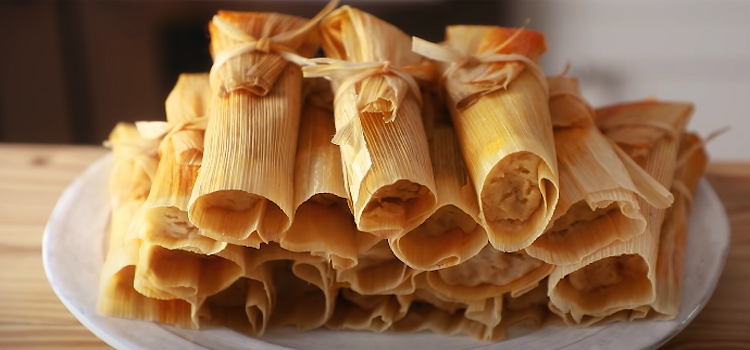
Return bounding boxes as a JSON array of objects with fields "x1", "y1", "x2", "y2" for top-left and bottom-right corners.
[{"x1": 43, "y1": 154, "x2": 731, "y2": 350}]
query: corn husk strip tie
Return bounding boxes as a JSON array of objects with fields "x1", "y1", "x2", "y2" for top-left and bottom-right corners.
[
  {"x1": 136, "y1": 117, "x2": 208, "y2": 165},
  {"x1": 411, "y1": 36, "x2": 549, "y2": 103},
  {"x1": 284, "y1": 56, "x2": 432, "y2": 194},
  {"x1": 208, "y1": 0, "x2": 339, "y2": 92}
]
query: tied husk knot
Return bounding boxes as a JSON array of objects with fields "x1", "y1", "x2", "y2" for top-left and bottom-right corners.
[
  {"x1": 135, "y1": 117, "x2": 208, "y2": 166},
  {"x1": 412, "y1": 25, "x2": 548, "y2": 110},
  {"x1": 208, "y1": 0, "x2": 338, "y2": 96}
]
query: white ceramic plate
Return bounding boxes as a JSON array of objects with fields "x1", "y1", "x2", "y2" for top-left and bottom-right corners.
[{"x1": 43, "y1": 154, "x2": 730, "y2": 350}]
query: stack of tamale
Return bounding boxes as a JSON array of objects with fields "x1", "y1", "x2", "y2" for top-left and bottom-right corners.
[{"x1": 96, "y1": 2, "x2": 710, "y2": 343}]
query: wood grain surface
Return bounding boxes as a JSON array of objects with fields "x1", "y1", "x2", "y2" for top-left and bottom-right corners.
[{"x1": 0, "y1": 144, "x2": 747, "y2": 349}]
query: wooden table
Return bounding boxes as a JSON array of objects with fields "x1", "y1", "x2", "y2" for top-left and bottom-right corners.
[{"x1": 1, "y1": 143, "x2": 748, "y2": 349}]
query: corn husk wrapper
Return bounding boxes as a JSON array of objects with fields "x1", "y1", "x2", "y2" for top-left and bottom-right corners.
[
  {"x1": 132, "y1": 243, "x2": 246, "y2": 303},
  {"x1": 300, "y1": 6, "x2": 437, "y2": 239},
  {"x1": 326, "y1": 289, "x2": 413, "y2": 332},
  {"x1": 548, "y1": 101, "x2": 692, "y2": 325},
  {"x1": 392, "y1": 280, "x2": 549, "y2": 341},
  {"x1": 279, "y1": 79, "x2": 380, "y2": 270},
  {"x1": 526, "y1": 76, "x2": 673, "y2": 265},
  {"x1": 98, "y1": 124, "x2": 197, "y2": 328},
  {"x1": 413, "y1": 26, "x2": 559, "y2": 252},
  {"x1": 188, "y1": 9, "x2": 325, "y2": 247},
  {"x1": 134, "y1": 74, "x2": 226, "y2": 255},
  {"x1": 647, "y1": 132, "x2": 707, "y2": 320},
  {"x1": 335, "y1": 240, "x2": 422, "y2": 296},
  {"x1": 389, "y1": 124, "x2": 488, "y2": 271},
  {"x1": 238, "y1": 243, "x2": 338, "y2": 335},
  {"x1": 425, "y1": 245, "x2": 553, "y2": 301}
]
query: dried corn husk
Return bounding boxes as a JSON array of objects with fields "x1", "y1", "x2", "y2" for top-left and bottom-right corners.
[
  {"x1": 413, "y1": 26, "x2": 559, "y2": 252},
  {"x1": 325, "y1": 289, "x2": 413, "y2": 332},
  {"x1": 299, "y1": 6, "x2": 437, "y2": 239},
  {"x1": 648, "y1": 132, "x2": 707, "y2": 320},
  {"x1": 392, "y1": 280, "x2": 549, "y2": 341},
  {"x1": 98, "y1": 124, "x2": 197, "y2": 328},
  {"x1": 335, "y1": 240, "x2": 422, "y2": 296},
  {"x1": 238, "y1": 243, "x2": 337, "y2": 335},
  {"x1": 389, "y1": 124, "x2": 487, "y2": 271},
  {"x1": 526, "y1": 76, "x2": 673, "y2": 265},
  {"x1": 132, "y1": 243, "x2": 246, "y2": 303},
  {"x1": 425, "y1": 245, "x2": 553, "y2": 301},
  {"x1": 548, "y1": 100, "x2": 692, "y2": 325},
  {"x1": 189, "y1": 7, "x2": 327, "y2": 247},
  {"x1": 135, "y1": 73, "x2": 226, "y2": 255},
  {"x1": 279, "y1": 79, "x2": 380, "y2": 270}
]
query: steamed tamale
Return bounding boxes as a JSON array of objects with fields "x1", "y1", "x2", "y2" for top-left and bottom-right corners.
[
  {"x1": 300, "y1": 6, "x2": 437, "y2": 239},
  {"x1": 135, "y1": 73, "x2": 226, "y2": 255},
  {"x1": 548, "y1": 100, "x2": 693, "y2": 325},
  {"x1": 98, "y1": 123, "x2": 197, "y2": 328},
  {"x1": 188, "y1": 6, "x2": 330, "y2": 247},
  {"x1": 526, "y1": 76, "x2": 673, "y2": 265},
  {"x1": 335, "y1": 240, "x2": 422, "y2": 296},
  {"x1": 279, "y1": 79, "x2": 380, "y2": 270},
  {"x1": 389, "y1": 124, "x2": 487, "y2": 271},
  {"x1": 326, "y1": 289, "x2": 413, "y2": 332},
  {"x1": 426, "y1": 245, "x2": 553, "y2": 301},
  {"x1": 648, "y1": 132, "x2": 707, "y2": 320},
  {"x1": 413, "y1": 26, "x2": 559, "y2": 252},
  {"x1": 132, "y1": 243, "x2": 246, "y2": 304}
]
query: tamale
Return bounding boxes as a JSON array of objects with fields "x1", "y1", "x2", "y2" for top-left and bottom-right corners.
[
  {"x1": 335, "y1": 240, "x2": 422, "y2": 296},
  {"x1": 425, "y1": 245, "x2": 553, "y2": 301},
  {"x1": 648, "y1": 132, "x2": 707, "y2": 320},
  {"x1": 298, "y1": 6, "x2": 437, "y2": 239},
  {"x1": 392, "y1": 280, "x2": 549, "y2": 341},
  {"x1": 98, "y1": 123, "x2": 197, "y2": 328},
  {"x1": 132, "y1": 242, "x2": 246, "y2": 303},
  {"x1": 244, "y1": 243, "x2": 337, "y2": 334},
  {"x1": 526, "y1": 76, "x2": 673, "y2": 265},
  {"x1": 389, "y1": 124, "x2": 487, "y2": 271},
  {"x1": 548, "y1": 100, "x2": 692, "y2": 325},
  {"x1": 326, "y1": 289, "x2": 413, "y2": 332},
  {"x1": 413, "y1": 26, "x2": 559, "y2": 252},
  {"x1": 279, "y1": 79, "x2": 380, "y2": 270},
  {"x1": 135, "y1": 73, "x2": 226, "y2": 255},
  {"x1": 188, "y1": 5, "x2": 331, "y2": 247}
]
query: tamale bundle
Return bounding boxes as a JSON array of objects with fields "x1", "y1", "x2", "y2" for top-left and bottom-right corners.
[
  {"x1": 526, "y1": 76, "x2": 673, "y2": 265},
  {"x1": 134, "y1": 73, "x2": 226, "y2": 255},
  {"x1": 299, "y1": 6, "x2": 437, "y2": 239},
  {"x1": 94, "y1": 2, "x2": 717, "y2": 342},
  {"x1": 242, "y1": 243, "x2": 338, "y2": 335},
  {"x1": 389, "y1": 124, "x2": 488, "y2": 271},
  {"x1": 648, "y1": 132, "x2": 707, "y2": 320},
  {"x1": 335, "y1": 240, "x2": 422, "y2": 296},
  {"x1": 426, "y1": 245, "x2": 553, "y2": 301},
  {"x1": 548, "y1": 100, "x2": 693, "y2": 325},
  {"x1": 326, "y1": 289, "x2": 413, "y2": 332},
  {"x1": 188, "y1": 4, "x2": 332, "y2": 247},
  {"x1": 98, "y1": 123, "x2": 196, "y2": 328},
  {"x1": 392, "y1": 281, "x2": 549, "y2": 341},
  {"x1": 279, "y1": 79, "x2": 380, "y2": 270},
  {"x1": 132, "y1": 243, "x2": 246, "y2": 303},
  {"x1": 413, "y1": 26, "x2": 559, "y2": 252}
]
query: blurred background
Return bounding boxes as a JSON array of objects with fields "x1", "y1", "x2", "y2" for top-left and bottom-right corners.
[{"x1": 0, "y1": 0, "x2": 748, "y2": 160}]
